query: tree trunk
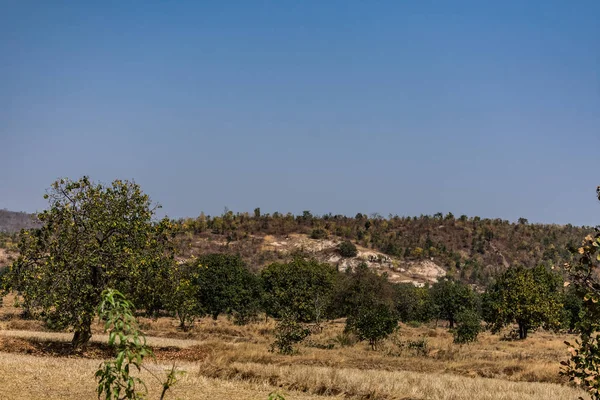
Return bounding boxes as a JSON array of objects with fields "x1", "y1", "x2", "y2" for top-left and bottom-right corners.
[
  {"x1": 72, "y1": 315, "x2": 92, "y2": 349},
  {"x1": 518, "y1": 322, "x2": 528, "y2": 340},
  {"x1": 449, "y1": 317, "x2": 455, "y2": 329}
]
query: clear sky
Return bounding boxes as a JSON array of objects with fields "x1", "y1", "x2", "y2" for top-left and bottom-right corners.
[{"x1": 1, "y1": 1, "x2": 599, "y2": 225}]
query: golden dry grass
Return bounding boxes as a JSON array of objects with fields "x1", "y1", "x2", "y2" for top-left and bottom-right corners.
[{"x1": 0, "y1": 352, "x2": 328, "y2": 400}]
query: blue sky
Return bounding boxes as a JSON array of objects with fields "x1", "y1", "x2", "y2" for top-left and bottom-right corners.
[{"x1": 1, "y1": 1, "x2": 599, "y2": 225}]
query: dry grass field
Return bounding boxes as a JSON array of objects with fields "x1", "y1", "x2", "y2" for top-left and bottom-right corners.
[{"x1": 0, "y1": 294, "x2": 587, "y2": 400}]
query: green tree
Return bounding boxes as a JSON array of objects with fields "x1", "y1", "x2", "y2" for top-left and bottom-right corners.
[
  {"x1": 485, "y1": 265, "x2": 562, "y2": 339},
  {"x1": 164, "y1": 262, "x2": 202, "y2": 331},
  {"x1": 5, "y1": 177, "x2": 174, "y2": 348},
  {"x1": 453, "y1": 309, "x2": 481, "y2": 344},
  {"x1": 562, "y1": 189, "x2": 600, "y2": 397},
  {"x1": 330, "y1": 263, "x2": 396, "y2": 318},
  {"x1": 330, "y1": 263, "x2": 398, "y2": 347},
  {"x1": 395, "y1": 283, "x2": 437, "y2": 324},
  {"x1": 195, "y1": 254, "x2": 261, "y2": 321},
  {"x1": 261, "y1": 257, "x2": 337, "y2": 323},
  {"x1": 346, "y1": 302, "x2": 398, "y2": 350},
  {"x1": 338, "y1": 240, "x2": 358, "y2": 258},
  {"x1": 562, "y1": 285, "x2": 583, "y2": 333},
  {"x1": 431, "y1": 278, "x2": 477, "y2": 329}
]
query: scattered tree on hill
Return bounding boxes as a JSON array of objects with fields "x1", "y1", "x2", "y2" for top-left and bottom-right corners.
[
  {"x1": 338, "y1": 240, "x2": 358, "y2": 258},
  {"x1": 4, "y1": 177, "x2": 174, "y2": 348},
  {"x1": 485, "y1": 265, "x2": 562, "y2": 339},
  {"x1": 310, "y1": 228, "x2": 328, "y2": 240}
]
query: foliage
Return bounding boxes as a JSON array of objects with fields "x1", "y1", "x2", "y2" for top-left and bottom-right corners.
[
  {"x1": 195, "y1": 254, "x2": 261, "y2": 321},
  {"x1": 173, "y1": 209, "x2": 590, "y2": 287},
  {"x1": 346, "y1": 302, "x2": 399, "y2": 350},
  {"x1": 453, "y1": 309, "x2": 481, "y2": 344},
  {"x1": 431, "y1": 279, "x2": 477, "y2": 329},
  {"x1": 338, "y1": 240, "x2": 358, "y2": 258},
  {"x1": 310, "y1": 228, "x2": 328, "y2": 240},
  {"x1": 391, "y1": 336, "x2": 429, "y2": 356},
  {"x1": 96, "y1": 289, "x2": 152, "y2": 399},
  {"x1": 329, "y1": 262, "x2": 396, "y2": 319},
  {"x1": 261, "y1": 257, "x2": 336, "y2": 323},
  {"x1": 95, "y1": 289, "x2": 183, "y2": 400},
  {"x1": 270, "y1": 314, "x2": 311, "y2": 355},
  {"x1": 562, "y1": 286, "x2": 584, "y2": 333},
  {"x1": 395, "y1": 283, "x2": 437, "y2": 323},
  {"x1": 5, "y1": 177, "x2": 174, "y2": 347},
  {"x1": 562, "y1": 189, "x2": 600, "y2": 398},
  {"x1": 164, "y1": 262, "x2": 202, "y2": 331},
  {"x1": 332, "y1": 332, "x2": 358, "y2": 347},
  {"x1": 485, "y1": 265, "x2": 562, "y2": 340}
]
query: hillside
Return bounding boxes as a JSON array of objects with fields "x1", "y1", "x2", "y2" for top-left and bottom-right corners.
[
  {"x1": 0, "y1": 210, "x2": 39, "y2": 233},
  {"x1": 0, "y1": 208, "x2": 591, "y2": 285},
  {"x1": 173, "y1": 211, "x2": 592, "y2": 286}
]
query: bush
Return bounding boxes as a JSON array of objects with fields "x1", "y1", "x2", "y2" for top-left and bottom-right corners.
[
  {"x1": 310, "y1": 228, "x2": 328, "y2": 240},
  {"x1": 453, "y1": 309, "x2": 481, "y2": 344},
  {"x1": 270, "y1": 315, "x2": 311, "y2": 355},
  {"x1": 338, "y1": 241, "x2": 358, "y2": 258},
  {"x1": 332, "y1": 332, "x2": 358, "y2": 347},
  {"x1": 346, "y1": 303, "x2": 399, "y2": 350}
]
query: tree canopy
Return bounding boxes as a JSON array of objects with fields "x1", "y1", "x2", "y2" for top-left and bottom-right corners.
[
  {"x1": 485, "y1": 265, "x2": 562, "y2": 339},
  {"x1": 4, "y1": 177, "x2": 174, "y2": 347}
]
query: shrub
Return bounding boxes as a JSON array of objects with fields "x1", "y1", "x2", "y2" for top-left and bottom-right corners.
[
  {"x1": 392, "y1": 336, "x2": 429, "y2": 356},
  {"x1": 310, "y1": 228, "x2": 328, "y2": 240},
  {"x1": 332, "y1": 332, "x2": 358, "y2": 347},
  {"x1": 270, "y1": 315, "x2": 311, "y2": 355},
  {"x1": 338, "y1": 241, "x2": 358, "y2": 258},
  {"x1": 453, "y1": 309, "x2": 481, "y2": 344},
  {"x1": 95, "y1": 289, "x2": 183, "y2": 400}
]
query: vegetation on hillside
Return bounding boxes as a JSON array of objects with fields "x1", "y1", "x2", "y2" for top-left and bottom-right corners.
[{"x1": 172, "y1": 209, "x2": 591, "y2": 286}]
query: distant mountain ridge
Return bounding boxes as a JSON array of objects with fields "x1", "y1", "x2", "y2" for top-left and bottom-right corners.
[{"x1": 0, "y1": 209, "x2": 40, "y2": 233}]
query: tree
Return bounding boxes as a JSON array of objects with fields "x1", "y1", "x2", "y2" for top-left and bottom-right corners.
[
  {"x1": 395, "y1": 283, "x2": 437, "y2": 324},
  {"x1": 485, "y1": 265, "x2": 562, "y2": 339},
  {"x1": 195, "y1": 254, "x2": 261, "y2": 321},
  {"x1": 330, "y1": 263, "x2": 398, "y2": 347},
  {"x1": 453, "y1": 309, "x2": 481, "y2": 344},
  {"x1": 431, "y1": 278, "x2": 477, "y2": 329},
  {"x1": 164, "y1": 262, "x2": 202, "y2": 331},
  {"x1": 5, "y1": 177, "x2": 174, "y2": 348},
  {"x1": 346, "y1": 303, "x2": 398, "y2": 350},
  {"x1": 338, "y1": 240, "x2": 358, "y2": 258},
  {"x1": 329, "y1": 262, "x2": 396, "y2": 319},
  {"x1": 562, "y1": 188, "x2": 600, "y2": 397},
  {"x1": 261, "y1": 257, "x2": 337, "y2": 323},
  {"x1": 310, "y1": 228, "x2": 328, "y2": 240}
]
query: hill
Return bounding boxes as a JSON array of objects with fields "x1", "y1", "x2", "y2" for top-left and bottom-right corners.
[
  {"x1": 0, "y1": 210, "x2": 40, "y2": 233},
  {"x1": 0, "y1": 208, "x2": 591, "y2": 286},
  {"x1": 173, "y1": 211, "x2": 592, "y2": 287}
]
